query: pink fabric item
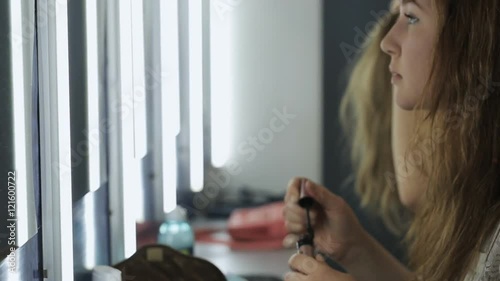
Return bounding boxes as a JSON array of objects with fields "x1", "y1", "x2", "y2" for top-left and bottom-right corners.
[
  {"x1": 227, "y1": 202, "x2": 287, "y2": 241},
  {"x1": 196, "y1": 202, "x2": 287, "y2": 251}
]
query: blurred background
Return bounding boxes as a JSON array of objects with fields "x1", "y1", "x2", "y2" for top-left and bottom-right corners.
[{"x1": 0, "y1": 0, "x2": 405, "y2": 280}]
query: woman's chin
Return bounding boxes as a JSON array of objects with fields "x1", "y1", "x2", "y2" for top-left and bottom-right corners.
[
  {"x1": 394, "y1": 91, "x2": 419, "y2": 110},
  {"x1": 398, "y1": 191, "x2": 421, "y2": 212}
]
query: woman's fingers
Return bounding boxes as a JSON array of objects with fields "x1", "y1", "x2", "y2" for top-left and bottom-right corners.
[
  {"x1": 287, "y1": 253, "x2": 356, "y2": 281},
  {"x1": 284, "y1": 205, "x2": 305, "y2": 222},
  {"x1": 283, "y1": 187, "x2": 320, "y2": 236},
  {"x1": 288, "y1": 253, "x2": 320, "y2": 275},
  {"x1": 303, "y1": 180, "x2": 345, "y2": 213},
  {"x1": 283, "y1": 209, "x2": 318, "y2": 233},
  {"x1": 284, "y1": 177, "x2": 303, "y2": 204},
  {"x1": 283, "y1": 203, "x2": 318, "y2": 224},
  {"x1": 285, "y1": 221, "x2": 305, "y2": 233},
  {"x1": 283, "y1": 233, "x2": 299, "y2": 248},
  {"x1": 283, "y1": 271, "x2": 306, "y2": 281},
  {"x1": 286, "y1": 177, "x2": 345, "y2": 215}
]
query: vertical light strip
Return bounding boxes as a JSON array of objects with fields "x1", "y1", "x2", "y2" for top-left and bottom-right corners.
[
  {"x1": 188, "y1": 0, "x2": 204, "y2": 192},
  {"x1": 130, "y1": 0, "x2": 147, "y2": 159},
  {"x1": 83, "y1": 196, "x2": 96, "y2": 269},
  {"x1": 160, "y1": 0, "x2": 180, "y2": 213},
  {"x1": 106, "y1": 0, "x2": 127, "y2": 263},
  {"x1": 10, "y1": 0, "x2": 29, "y2": 248},
  {"x1": 162, "y1": 137, "x2": 177, "y2": 213},
  {"x1": 130, "y1": 0, "x2": 145, "y2": 222},
  {"x1": 118, "y1": 0, "x2": 137, "y2": 257},
  {"x1": 86, "y1": 0, "x2": 101, "y2": 192},
  {"x1": 84, "y1": 0, "x2": 100, "y2": 261},
  {"x1": 161, "y1": 0, "x2": 181, "y2": 136},
  {"x1": 210, "y1": 4, "x2": 233, "y2": 168},
  {"x1": 55, "y1": 0, "x2": 74, "y2": 279}
]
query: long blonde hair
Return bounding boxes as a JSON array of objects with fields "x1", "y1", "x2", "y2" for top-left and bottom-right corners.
[
  {"x1": 341, "y1": 1, "x2": 500, "y2": 281},
  {"x1": 339, "y1": 12, "x2": 409, "y2": 235}
]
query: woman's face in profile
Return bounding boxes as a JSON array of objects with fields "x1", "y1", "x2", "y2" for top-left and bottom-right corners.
[{"x1": 380, "y1": 0, "x2": 438, "y2": 110}]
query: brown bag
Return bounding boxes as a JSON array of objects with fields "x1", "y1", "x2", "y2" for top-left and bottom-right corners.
[{"x1": 113, "y1": 244, "x2": 226, "y2": 281}]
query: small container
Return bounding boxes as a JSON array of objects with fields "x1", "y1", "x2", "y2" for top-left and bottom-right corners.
[{"x1": 158, "y1": 206, "x2": 194, "y2": 255}]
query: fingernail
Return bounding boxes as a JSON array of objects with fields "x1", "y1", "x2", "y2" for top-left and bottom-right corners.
[
  {"x1": 315, "y1": 252, "x2": 326, "y2": 262},
  {"x1": 304, "y1": 180, "x2": 313, "y2": 195}
]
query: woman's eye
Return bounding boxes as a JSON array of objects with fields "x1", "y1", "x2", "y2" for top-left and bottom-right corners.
[{"x1": 405, "y1": 13, "x2": 420, "y2": 25}]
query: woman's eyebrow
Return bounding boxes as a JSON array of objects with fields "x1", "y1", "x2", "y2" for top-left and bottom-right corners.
[{"x1": 402, "y1": 0, "x2": 424, "y2": 10}]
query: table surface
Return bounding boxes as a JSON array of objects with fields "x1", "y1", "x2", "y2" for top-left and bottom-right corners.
[
  {"x1": 195, "y1": 242, "x2": 295, "y2": 277},
  {"x1": 192, "y1": 219, "x2": 295, "y2": 277}
]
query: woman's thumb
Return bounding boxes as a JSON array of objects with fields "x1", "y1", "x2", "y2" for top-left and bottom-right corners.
[{"x1": 303, "y1": 180, "x2": 339, "y2": 210}]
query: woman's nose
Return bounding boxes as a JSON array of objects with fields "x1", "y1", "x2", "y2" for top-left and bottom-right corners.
[{"x1": 380, "y1": 25, "x2": 400, "y2": 56}]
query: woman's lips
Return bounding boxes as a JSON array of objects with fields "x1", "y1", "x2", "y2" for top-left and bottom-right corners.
[
  {"x1": 389, "y1": 65, "x2": 402, "y2": 83},
  {"x1": 391, "y1": 73, "x2": 402, "y2": 83}
]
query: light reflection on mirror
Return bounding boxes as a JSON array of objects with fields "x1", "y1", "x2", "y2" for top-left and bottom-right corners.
[{"x1": 9, "y1": 0, "x2": 37, "y2": 249}]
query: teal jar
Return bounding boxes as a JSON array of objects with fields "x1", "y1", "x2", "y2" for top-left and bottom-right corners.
[{"x1": 158, "y1": 206, "x2": 194, "y2": 255}]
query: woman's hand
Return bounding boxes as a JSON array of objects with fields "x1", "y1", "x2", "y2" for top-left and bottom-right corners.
[
  {"x1": 282, "y1": 178, "x2": 368, "y2": 265},
  {"x1": 285, "y1": 253, "x2": 356, "y2": 281}
]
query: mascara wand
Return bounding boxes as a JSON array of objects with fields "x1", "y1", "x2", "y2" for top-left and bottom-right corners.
[{"x1": 296, "y1": 179, "x2": 316, "y2": 256}]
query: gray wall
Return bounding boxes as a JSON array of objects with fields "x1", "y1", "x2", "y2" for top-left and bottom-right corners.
[{"x1": 208, "y1": 0, "x2": 323, "y2": 194}]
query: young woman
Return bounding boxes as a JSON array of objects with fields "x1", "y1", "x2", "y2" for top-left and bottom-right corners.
[{"x1": 283, "y1": 1, "x2": 500, "y2": 280}]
